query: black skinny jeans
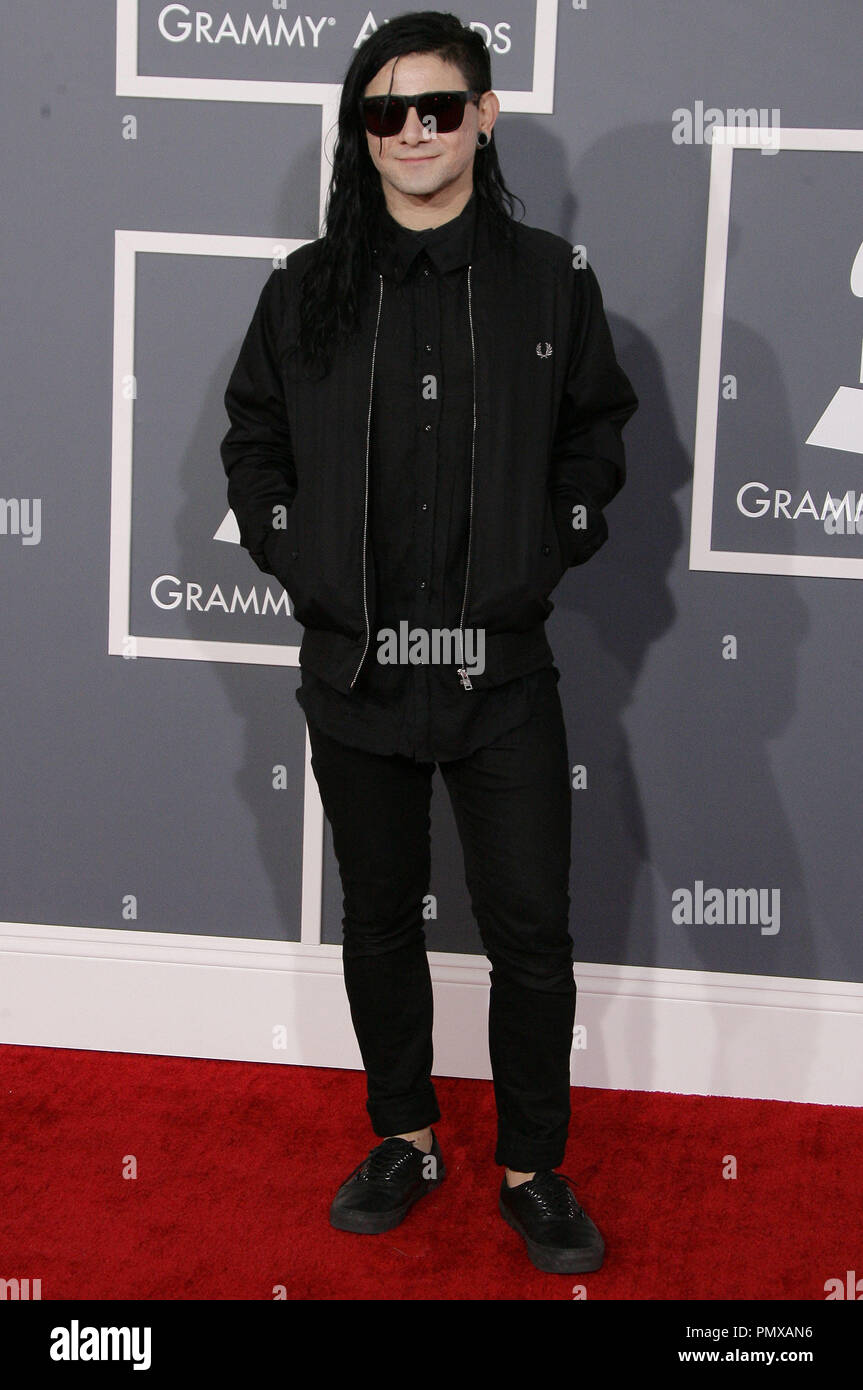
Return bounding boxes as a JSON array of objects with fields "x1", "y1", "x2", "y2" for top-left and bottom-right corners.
[{"x1": 306, "y1": 669, "x2": 577, "y2": 1172}]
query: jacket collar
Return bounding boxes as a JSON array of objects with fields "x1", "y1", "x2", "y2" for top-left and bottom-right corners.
[{"x1": 372, "y1": 190, "x2": 478, "y2": 283}]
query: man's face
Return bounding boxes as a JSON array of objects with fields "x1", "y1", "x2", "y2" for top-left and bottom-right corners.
[{"x1": 362, "y1": 52, "x2": 494, "y2": 205}]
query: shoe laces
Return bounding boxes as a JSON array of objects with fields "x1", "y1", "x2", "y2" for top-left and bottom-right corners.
[
  {"x1": 518, "y1": 1169, "x2": 585, "y2": 1221},
  {"x1": 350, "y1": 1138, "x2": 422, "y2": 1187}
]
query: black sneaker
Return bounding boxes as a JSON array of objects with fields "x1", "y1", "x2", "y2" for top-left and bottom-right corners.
[
  {"x1": 329, "y1": 1131, "x2": 446, "y2": 1234},
  {"x1": 499, "y1": 1169, "x2": 605, "y2": 1274}
]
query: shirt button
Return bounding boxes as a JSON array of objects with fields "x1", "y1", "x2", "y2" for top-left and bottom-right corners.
[
  {"x1": 420, "y1": 502, "x2": 428, "y2": 510},
  {"x1": 424, "y1": 343, "x2": 432, "y2": 352},
  {"x1": 542, "y1": 544, "x2": 552, "y2": 555},
  {"x1": 419, "y1": 579, "x2": 427, "y2": 589},
  {"x1": 423, "y1": 423, "x2": 432, "y2": 432},
  {"x1": 422, "y1": 266, "x2": 430, "y2": 276}
]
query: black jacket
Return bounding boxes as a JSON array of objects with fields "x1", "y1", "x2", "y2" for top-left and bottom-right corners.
[{"x1": 220, "y1": 195, "x2": 639, "y2": 693}]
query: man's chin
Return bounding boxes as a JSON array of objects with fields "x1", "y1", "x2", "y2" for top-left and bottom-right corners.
[{"x1": 385, "y1": 165, "x2": 450, "y2": 198}]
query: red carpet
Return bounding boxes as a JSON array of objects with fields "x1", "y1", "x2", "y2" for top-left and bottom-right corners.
[{"x1": 1, "y1": 1043, "x2": 860, "y2": 1300}]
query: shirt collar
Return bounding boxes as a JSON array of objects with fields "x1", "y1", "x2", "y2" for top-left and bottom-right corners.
[{"x1": 372, "y1": 191, "x2": 477, "y2": 284}]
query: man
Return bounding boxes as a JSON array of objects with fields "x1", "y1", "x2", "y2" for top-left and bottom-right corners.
[{"x1": 220, "y1": 10, "x2": 638, "y2": 1275}]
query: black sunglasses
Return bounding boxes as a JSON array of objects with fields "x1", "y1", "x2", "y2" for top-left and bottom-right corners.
[{"x1": 360, "y1": 89, "x2": 480, "y2": 138}]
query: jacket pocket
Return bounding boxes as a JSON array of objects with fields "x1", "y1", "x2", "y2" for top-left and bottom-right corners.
[
  {"x1": 263, "y1": 501, "x2": 301, "y2": 599},
  {"x1": 568, "y1": 497, "x2": 608, "y2": 566},
  {"x1": 550, "y1": 493, "x2": 609, "y2": 571},
  {"x1": 541, "y1": 493, "x2": 568, "y2": 592}
]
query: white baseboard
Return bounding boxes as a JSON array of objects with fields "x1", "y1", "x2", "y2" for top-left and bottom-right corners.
[{"x1": 1, "y1": 921, "x2": 861, "y2": 1106}]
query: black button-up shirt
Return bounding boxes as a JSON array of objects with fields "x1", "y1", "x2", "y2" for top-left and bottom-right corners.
[{"x1": 295, "y1": 190, "x2": 556, "y2": 762}]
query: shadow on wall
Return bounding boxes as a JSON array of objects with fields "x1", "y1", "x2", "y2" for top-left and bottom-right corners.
[{"x1": 500, "y1": 118, "x2": 814, "y2": 1097}]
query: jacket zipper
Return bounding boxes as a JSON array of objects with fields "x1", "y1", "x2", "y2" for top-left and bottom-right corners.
[
  {"x1": 349, "y1": 273, "x2": 385, "y2": 690},
  {"x1": 349, "y1": 264, "x2": 477, "y2": 692},
  {"x1": 456, "y1": 263, "x2": 476, "y2": 691}
]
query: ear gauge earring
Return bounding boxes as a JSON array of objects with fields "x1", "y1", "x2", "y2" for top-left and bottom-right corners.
[{"x1": 477, "y1": 130, "x2": 490, "y2": 148}]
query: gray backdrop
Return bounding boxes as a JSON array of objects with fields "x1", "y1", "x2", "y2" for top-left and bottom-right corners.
[{"x1": 2, "y1": 1, "x2": 862, "y2": 986}]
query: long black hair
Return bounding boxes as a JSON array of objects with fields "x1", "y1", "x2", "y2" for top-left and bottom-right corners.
[{"x1": 296, "y1": 9, "x2": 525, "y2": 376}]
